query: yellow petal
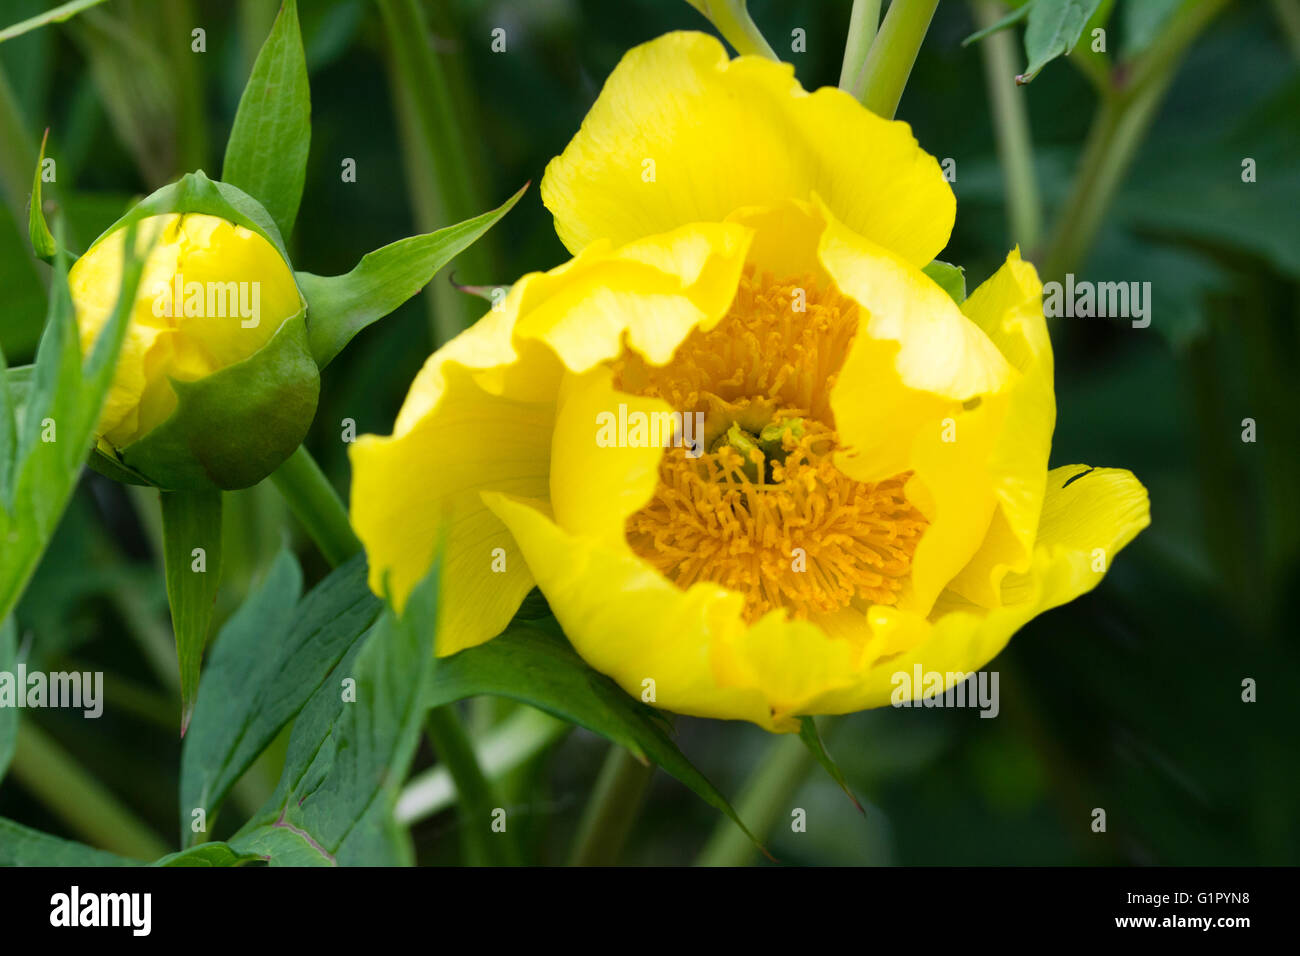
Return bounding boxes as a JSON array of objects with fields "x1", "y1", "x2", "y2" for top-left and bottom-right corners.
[
  {"x1": 822, "y1": 207, "x2": 1016, "y2": 615},
  {"x1": 486, "y1": 491, "x2": 883, "y2": 731},
  {"x1": 350, "y1": 223, "x2": 750, "y2": 653},
  {"x1": 541, "y1": 31, "x2": 954, "y2": 268},
  {"x1": 947, "y1": 249, "x2": 1056, "y2": 606},
  {"x1": 801, "y1": 465, "x2": 1150, "y2": 715}
]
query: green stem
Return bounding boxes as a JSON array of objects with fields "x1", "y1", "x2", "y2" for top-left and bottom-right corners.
[
  {"x1": 840, "y1": 0, "x2": 882, "y2": 94},
  {"x1": 377, "y1": 0, "x2": 496, "y2": 344},
  {"x1": 1039, "y1": 0, "x2": 1229, "y2": 279},
  {"x1": 9, "y1": 721, "x2": 169, "y2": 860},
  {"x1": 0, "y1": 0, "x2": 109, "y2": 43},
  {"x1": 397, "y1": 706, "x2": 569, "y2": 824},
  {"x1": 696, "y1": 1, "x2": 778, "y2": 59},
  {"x1": 974, "y1": 0, "x2": 1042, "y2": 251},
  {"x1": 425, "y1": 705, "x2": 520, "y2": 866},
  {"x1": 569, "y1": 745, "x2": 655, "y2": 866},
  {"x1": 853, "y1": 0, "x2": 939, "y2": 118},
  {"x1": 269, "y1": 445, "x2": 362, "y2": 568},
  {"x1": 696, "y1": 731, "x2": 814, "y2": 866}
]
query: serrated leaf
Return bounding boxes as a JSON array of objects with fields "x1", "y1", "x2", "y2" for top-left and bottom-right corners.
[
  {"x1": 798, "y1": 716, "x2": 864, "y2": 814},
  {"x1": 221, "y1": 0, "x2": 310, "y2": 239},
  {"x1": 28, "y1": 128, "x2": 55, "y2": 261},
  {"x1": 229, "y1": 559, "x2": 440, "y2": 866},
  {"x1": 300, "y1": 183, "x2": 527, "y2": 368},
  {"x1": 0, "y1": 817, "x2": 141, "y2": 866},
  {"x1": 425, "y1": 620, "x2": 763, "y2": 851},
  {"x1": 160, "y1": 489, "x2": 223, "y2": 735},
  {"x1": 1021, "y1": 0, "x2": 1105, "y2": 83},
  {"x1": 922, "y1": 259, "x2": 967, "y2": 304},
  {"x1": 153, "y1": 842, "x2": 261, "y2": 867},
  {"x1": 180, "y1": 552, "x2": 380, "y2": 843}
]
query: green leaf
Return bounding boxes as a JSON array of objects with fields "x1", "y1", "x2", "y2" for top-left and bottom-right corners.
[
  {"x1": 0, "y1": 617, "x2": 16, "y2": 781},
  {"x1": 1021, "y1": 0, "x2": 1105, "y2": 82},
  {"x1": 798, "y1": 716, "x2": 864, "y2": 814},
  {"x1": 222, "y1": 0, "x2": 310, "y2": 240},
  {"x1": 28, "y1": 128, "x2": 55, "y2": 261},
  {"x1": 229, "y1": 559, "x2": 440, "y2": 866},
  {"x1": 160, "y1": 489, "x2": 223, "y2": 734},
  {"x1": 180, "y1": 552, "x2": 380, "y2": 843},
  {"x1": 425, "y1": 620, "x2": 762, "y2": 851},
  {"x1": 922, "y1": 259, "x2": 966, "y2": 304},
  {"x1": 300, "y1": 183, "x2": 528, "y2": 368},
  {"x1": 0, "y1": 817, "x2": 140, "y2": 866},
  {"x1": 153, "y1": 842, "x2": 262, "y2": 867},
  {"x1": 962, "y1": 0, "x2": 1033, "y2": 47},
  {"x1": 0, "y1": 222, "x2": 143, "y2": 626}
]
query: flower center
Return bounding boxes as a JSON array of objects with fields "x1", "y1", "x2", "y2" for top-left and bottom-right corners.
[{"x1": 615, "y1": 268, "x2": 928, "y2": 622}]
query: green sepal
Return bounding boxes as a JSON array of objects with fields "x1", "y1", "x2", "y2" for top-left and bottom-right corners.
[
  {"x1": 86, "y1": 169, "x2": 293, "y2": 269},
  {"x1": 923, "y1": 258, "x2": 967, "y2": 304},
  {"x1": 300, "y1": 183, "x2": 527, "y2": 369},
  {"x1": 221, "y1": 0, "x2": 310, "y2": 241},
  {"x1": 28, "y1": 128, "x2": 56, "y2": 262},
  {"x1": 106, "y1": 312, "x2": 319, "y2": 491},
  {"x1": 161, "y1": 488, "x2": 224, "y2": 736},
  {"x1": 798, "y1": 716, "x2": 864, "y2": 814}
]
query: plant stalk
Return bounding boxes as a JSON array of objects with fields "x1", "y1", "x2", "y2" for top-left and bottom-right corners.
[
  {"x1": 269, "y1": 445, "x2": 362, "y2": 568},
  {"x1": 853, "y1": 0, "x2": 939, "y2": 118},
  {"x1": 696, "y1": 731, "x2": 814, "y2": 866},
  {"x1": 839, "y1": 0, "x2": 882, "y2": 93},
  {"x1": 569, "y1": 745, "x2": 655, "y2": 866},
  {"x1": 425, "y1": 705, "x2": 520, "y2": 866},
  {"x1": 8, "y1": 721, "x2": 169, "y2": 860},
  {"x1": 974, "y1": 0, "x2": 1042, "y2": 251}
]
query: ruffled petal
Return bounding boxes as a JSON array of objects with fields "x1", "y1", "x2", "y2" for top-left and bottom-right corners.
[{"x1": 541, "y1": 31, "x2": 954, "y2": 267}]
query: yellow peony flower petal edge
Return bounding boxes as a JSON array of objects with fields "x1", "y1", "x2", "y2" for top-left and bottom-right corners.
[
  {"x1": 484, "y1": 464, "x2": 1149, "y2": 731},
  {"x1": 541, "y1": 31, "x2": 955, "y2": 270}
]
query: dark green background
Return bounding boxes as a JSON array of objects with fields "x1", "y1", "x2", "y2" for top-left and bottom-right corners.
[{"x1": 1, "y1": 0, "x2": 1296, "y2": 865}]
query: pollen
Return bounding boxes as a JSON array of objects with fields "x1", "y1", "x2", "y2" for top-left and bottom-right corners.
[{"x1": 615, "y1": 269, "x2": 928, "y2": 622}]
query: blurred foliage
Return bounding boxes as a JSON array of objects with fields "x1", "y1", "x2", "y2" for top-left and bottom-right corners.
[{"x1": 0, "y1": 0, "x2": 1296, "y2": 865}]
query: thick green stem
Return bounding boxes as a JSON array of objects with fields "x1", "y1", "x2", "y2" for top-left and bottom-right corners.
[
  {"x1": 974, "y1": 0, "x2": 1042, "y2": 251},
  {"x1": 840, "y1": 0, "x2": 882, "y2": 93},
  {"x1": 269, "y1": 445, "x2": 362, "y2": 568},
  {"x1": 696, "y1": 731, "x2": 815, "y2": 866},
  {"x1": 853, "y1": 0, "x2": 939, "y2": 118},
  {"x1": 569, "y1": 744, "x2": 655, "y2": 866},
  {"x1": 425, "y1": 705, "x2": 520, "y2": 866},
  {"x1": 695, "y1": 1, "x2": 777, "y2": 59},
  {"x1": 9, "y1": 722, "x2": 169, "y2": 860},
  {"x1": 1040, "y1": 0, "x2": 1230, "y2": 279},
  {"x1": 377, "y1": 0, "x2": 495, "y2": 344},
  {"x1": 397, "y1": 707, "x2": 569, "y2": 824}
]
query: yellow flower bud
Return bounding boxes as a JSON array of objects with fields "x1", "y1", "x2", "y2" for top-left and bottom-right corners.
[{"x1": 70, "y1": 213, "x2": 303, "y2": 449}]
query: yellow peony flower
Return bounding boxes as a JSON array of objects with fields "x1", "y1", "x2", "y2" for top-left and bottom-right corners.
[
  {"x1": 70, "y1": 212, "x2": 303, "y2": 449},
  {"x1": 350, "y1": 32, "x2": 1150, "y2": 731}
]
